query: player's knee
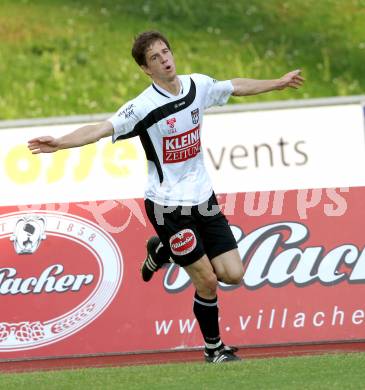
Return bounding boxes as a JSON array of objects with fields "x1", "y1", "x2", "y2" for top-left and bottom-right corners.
[
  {"x1": 228, "y1": 273, "x2": 244, "y2": 285},
  {"x1": 196, "y1": 273, "x2": 218, "y2": 297},
  {"x1": 221, "y1": 269, "x2": 244, "y2": 285}
]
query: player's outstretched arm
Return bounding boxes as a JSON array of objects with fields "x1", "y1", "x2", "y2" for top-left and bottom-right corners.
[
  {"x1": 28, "y1": 120, "x2": 114, "y2": 154},
  {"x1": 231, "y1": 69, "x2": 304, "y2": 96}
]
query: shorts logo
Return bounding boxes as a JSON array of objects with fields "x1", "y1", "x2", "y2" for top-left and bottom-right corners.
[{"x1": 169, "y1": 229, "x2": 197, "y2": 256}]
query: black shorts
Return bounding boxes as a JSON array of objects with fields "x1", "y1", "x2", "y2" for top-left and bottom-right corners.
[{"x1": 144, "y1": 193, "x2": 238, "y2": 267}]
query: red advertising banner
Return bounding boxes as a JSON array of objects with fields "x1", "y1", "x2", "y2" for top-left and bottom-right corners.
[{"x1": 0, "y1": 186, "x2": 365, "y2": 360}]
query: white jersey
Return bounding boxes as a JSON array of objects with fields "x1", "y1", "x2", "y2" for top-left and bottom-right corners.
[{"x1": 108, "y1": 73, "x2": 233, "y2": 206}]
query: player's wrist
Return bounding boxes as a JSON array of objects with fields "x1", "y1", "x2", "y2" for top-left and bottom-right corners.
[
  {"x1": 275, "y1": 78, "x2": 286, "y2": 90},
  {"x1": 55, "y1": 137, "x2": 67, "y2": 151}
]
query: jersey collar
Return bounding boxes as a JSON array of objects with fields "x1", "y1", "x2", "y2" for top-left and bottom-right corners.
[{"x1": 152, "y1": 77, "x2": 184, "y2": 99}]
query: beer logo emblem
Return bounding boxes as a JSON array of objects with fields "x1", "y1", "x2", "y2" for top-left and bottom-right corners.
[
  {"x1": 169, "y1": 229, "x2": 197, "y2": 256},
  {"x1": 0, "y1": 211, "x2": 123, "y2": 352}
]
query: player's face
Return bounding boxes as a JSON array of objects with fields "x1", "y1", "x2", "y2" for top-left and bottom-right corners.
[{"x1": 142, "y1": 40, "x2": 176, "y2": 82}]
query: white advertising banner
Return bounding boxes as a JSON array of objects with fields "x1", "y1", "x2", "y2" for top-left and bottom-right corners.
[
  {"x1": 203, "y1": 104, "x2": 365, "y2": 192},
  {"x1": 0, "y1": 125, "x2": 146, "y2": 206},
  {"x1": 0, "y1": 103, "x2": 364, "y2": 206}
]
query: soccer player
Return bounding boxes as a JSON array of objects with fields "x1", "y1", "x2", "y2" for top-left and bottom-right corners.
[{"x1": 28, "y1": 31, "x2": 304, "y2": 363}]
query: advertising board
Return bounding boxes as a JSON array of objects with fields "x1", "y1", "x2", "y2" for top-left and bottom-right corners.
[
  {"x1": 0, "y1": 187, "x2": 365, "y2": 359},
  {"x1": 0, "y1": 103, "x2": 364, "y2": 207},
  {"x1": 0, "y1": 101, "x2": 364, "y2": 360}
]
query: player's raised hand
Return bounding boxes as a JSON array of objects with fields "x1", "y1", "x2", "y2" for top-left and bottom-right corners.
[
  {"x1": 28, "y1": 136, "x2": 60, "y2": 154},
  {"x1": 277, "y1": 69, "x2": 305, "y2": 90}
]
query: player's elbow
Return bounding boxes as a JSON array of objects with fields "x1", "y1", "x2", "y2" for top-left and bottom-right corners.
[{"x1": 94, "y1": 121, "x2": 114, "y2": 141}]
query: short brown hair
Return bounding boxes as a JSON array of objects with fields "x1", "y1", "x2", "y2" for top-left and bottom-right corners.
[{"x1": 131, "y1": 31, "x2": 171, "y2": 66}]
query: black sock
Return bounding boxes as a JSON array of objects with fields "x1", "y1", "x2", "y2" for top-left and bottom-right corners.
[{"x1": 193, "y1": 292, "x2": 222, "y2": 352}]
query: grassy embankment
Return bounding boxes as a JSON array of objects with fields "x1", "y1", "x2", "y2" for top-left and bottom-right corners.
[{"x1": 0, "y1": 0, "x2": 364, "y2": 119}]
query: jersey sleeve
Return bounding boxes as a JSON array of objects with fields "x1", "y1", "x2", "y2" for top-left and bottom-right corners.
[
  {"x1": 108, "y1": 100, "x2": 141, "y2": 143},
  {"x1": 193, "y1": 73, "x2": 234, "y2": 109}
]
